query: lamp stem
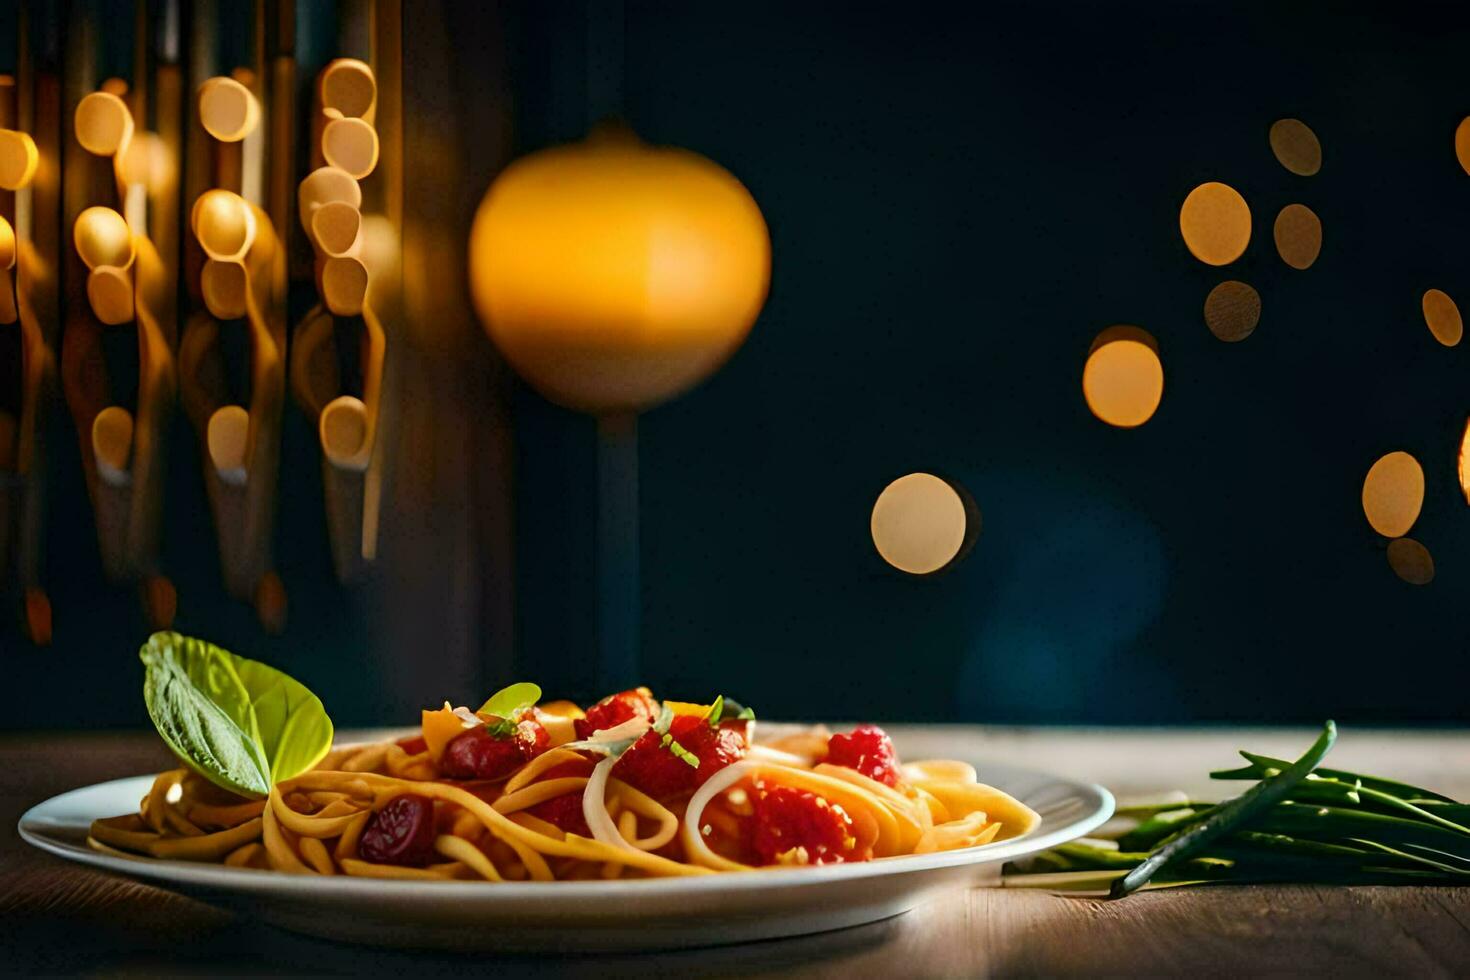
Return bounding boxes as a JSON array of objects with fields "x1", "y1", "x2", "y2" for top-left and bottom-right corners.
[{"x1": 596, "y1": 411, "x2": 639, "y2": 690}]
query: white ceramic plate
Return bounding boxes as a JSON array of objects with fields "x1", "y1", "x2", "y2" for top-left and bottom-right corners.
[{"x1": 19, "y1": 753, "x2": 1111, "y2": 951}]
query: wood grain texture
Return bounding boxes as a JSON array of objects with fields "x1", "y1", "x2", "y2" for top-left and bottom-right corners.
[{"x1": 3, "y1": 729, "x2": 1469, "y2": 976}]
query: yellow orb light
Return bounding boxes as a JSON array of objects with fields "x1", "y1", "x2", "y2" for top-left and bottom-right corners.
[{"x1": 468, "y1": 125, "x2": 771, "y2": 414}]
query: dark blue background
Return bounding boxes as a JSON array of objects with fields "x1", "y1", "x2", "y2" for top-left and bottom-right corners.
[
  {"x1": 5, "y1": 2, "x2": 1468, "y2": 729},
  {"x1": 515, "y1": 1, "x2": 1470, "y2": 724}
]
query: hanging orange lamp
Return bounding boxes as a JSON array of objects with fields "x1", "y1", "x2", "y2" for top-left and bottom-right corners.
[{"x1": 467, "y1": 124, "x2": 771, "y2": 414}]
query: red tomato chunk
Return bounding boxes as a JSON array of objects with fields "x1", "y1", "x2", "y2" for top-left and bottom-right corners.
[
  {"x1": 440, "y1": 717, "x2": 549, "y2": 780},
  {"x1": 576, "y1": 689, "x2": 659, "y2": 739},
  {"x1": 825, "y1": 723, "x2": 901, "y2": 787},
  {"x1": 748, "y1": 784, "x2": 870, "y2": 865},
  {"x1": 612, "y1": 714, "x2": 747, "y2": 800},
  {"x1": 359, "y1": 794, "x2": 437, "y2": 866}
]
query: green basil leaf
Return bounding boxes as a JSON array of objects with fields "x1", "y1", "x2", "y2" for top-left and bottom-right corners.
[
  {"x1": 230, "y1": 653, "x2": 335, "y2": 783},
  {"x1": 139, "y1": 633, "x2": 334, "y2": 797},
  {"x1": 478, "y1": 682, "x2": 541, "y2": 719},
  {"x1": 140, "y1": 633, "x2": 272, "y2": 797}
]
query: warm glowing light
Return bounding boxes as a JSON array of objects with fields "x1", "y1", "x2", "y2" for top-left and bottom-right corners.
[
  {"x1": 1083, "y1": 326, "x2": 1163, "y2": 428},
  {"x1": 1269, "y1": 119, "x2": 1322, "y2": 176},
  {"x1": 320, "y1": 59, "x2": 377, "y2": 119},
  {"x1": 1203, "y1": 280, "x2": 1261, "y2": 342},
  {"x1": 1458, "y1": 418, "x2": 1470, "y2": 505},
  {"x1": 322, "y1": 117, "x2": 378, "y2": 179},
  {"x1": 1386, "y1": 537, "x2": 1434, "y2": 586},
  {"x1": 468, "y1": 125, "x2": 771, "y2": 413},
  {"x1": 201, "y1": 259, "x2": 248, "y2": 320},
  {"x1": 298, "y1": 167, "x2": 362, "y2": 244},
  {"x1": 119, "y1": 132, "x2": 174, "y2": 192},
  {"x1": 199, "y1": 77, "x2": 260, "y2": 142},
  {"x1": 870, "y1": 473, "x2": 973, "y2": 575},
  {"x1": 321, "y1": 256, "x2": 368, "y2": 316},
  {"x1": 0, "y1": 214, "x2": 14, "y2": 270},
  {"x1": 207, "y1": 406, "x2": 250, "y2": 485},
  {"x1": 92, "y1": 406, "x2": 134, "y2": 485},
  {"x1": 1362, "y1": 451, "x2": 1424, "y2": 539},
  {"x1": 1421, "y1": 289, "x2": 1462, "y2": 347},
  {"x1": 74, "y1": 91, "x2": 133, "y2": 157},
  {"x1": 73, "y1": 206, "x2": 133, "y2": 269},
  {"x1": 312, "y1": 201, "x2": 362, "y2": 257},
  {"x1": 192, "y1": 189, "x2": 255, "y2": 260},
  {"x1": 321, "y1": 396, "x2": 370, "y2": 469},
  {"x1": 0, "y1": 129, "x2": 39, "y2": 190},
  {"x1": 86, "y1": 266, "x2": 134, "y2": 325},
  {"x1": 1273, "y1": 204, "x2": 1321, "y2": 270},
  {"x1": 1179, "y1": 182, "x2": 1251, "y2": 266},
  {"x1": 1457, "y1": 118, "x2": 1470, "y2": 178}
]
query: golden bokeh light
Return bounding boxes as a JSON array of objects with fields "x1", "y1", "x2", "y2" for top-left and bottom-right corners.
[
  {"x1": 322, "y1": 117, "x2": 379, "y2": 179},
  {"x1": 468, "y1": 126, "x2": 770, "y2": 413},
  {"x1": 870, "y1": 473, "x2": 974, "y2": 576},
  {"x1": 1458, "y1": 418, "x2": 1470, "y2": 505},
  {"x1": 1361, "y1": 450, "x2": 1424, "y2": 539},
  {"x1": 0, "y1": 214, "x2": 14, "y2": 270},
  {"x1": 1203, "y1": 280, "x2": 1261, "y2": 342},
  {"x1": 206, "y1": 405, "x2": 250, "y2": 485},
  {"x1": 191, "y1": 189, "x2": 254, "y2": 260},
  {"x1": 1456, "y1": 117, "x2": 1470, "y2": 177},
  {"x1": 312, "y1": 200, "x2": 362, "y2": 257},
  {"x1": 1269, "y1": 118, "x2": 1322, "y2": 176},
  {"x1": 0, "y1": 128, "x2": 39, "y2": 190},
  {"x1": 91, "y1": 405, "x2": 133, "y2": 484},
  {"x1": 86, "y1": 266, "x2": 134, "y2": 324},
  {"x1": 74, "y1": 91, "x2": 133, "y2": 157},
  {"x1": 1082, "y1": 326, "x2": 1164, "y2": 428},
  {"x1": 199, "y1": 77, "x2": 260, "y2": 142},
  {"x1": 1273, "y1": 204, "x2": 1321, "y2": 270},
  {"x1": 320, "y1": 58, "x2": 377, "y2": 119},
  {"x1": 1386, "y1": 537, "x2": 1434, "y2": 586},
  {"x1": 1421, "y1": 289, "x2": 1462, "y2": 347},
  {"x1": 73, "y1": 206, "x2": 132, "y2": 269},
  {"x1": 1179, "y1": 182, "x2": 1251, "y2": 266}
]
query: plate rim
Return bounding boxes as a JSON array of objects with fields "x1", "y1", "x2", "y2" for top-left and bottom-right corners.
[{"x1": 19, "y1": 761, "x2": 1113, "y2": 900}]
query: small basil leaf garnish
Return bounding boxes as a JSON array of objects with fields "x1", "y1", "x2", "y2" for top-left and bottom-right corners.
[{"x1": 478, "y1": 682, "x2": 542, "y2": 719}]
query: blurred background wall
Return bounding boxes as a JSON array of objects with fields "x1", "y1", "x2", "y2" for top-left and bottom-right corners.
[{"x1": 5, "y1": 1, "x2": 1469, "y2": 728}]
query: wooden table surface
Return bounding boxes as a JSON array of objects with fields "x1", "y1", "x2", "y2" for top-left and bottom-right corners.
[{"x1": 4, "y1": 727, "x2": 1469, "y2": 977}]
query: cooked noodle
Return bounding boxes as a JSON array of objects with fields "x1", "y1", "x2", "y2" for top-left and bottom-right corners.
[{"x1": 90, "y1": 711, "x2": 1039, "y2": 881}]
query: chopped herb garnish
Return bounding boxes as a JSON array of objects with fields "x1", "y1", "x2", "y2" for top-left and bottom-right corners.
[
  {"x1": 711, "y1": 695, "x2": 755, "y2": 724},
  {"x1": 651, "y1": 702, "x2": 699, "y2": 768},
  {"x1": 704, "y1": 696, "x2": 726, "y2": 727},
  {"x1": 661, "y1": 731, "x2": 701, "y2": 769},
  {"x1": 484, "y1": 717, "x2": 518, "y2": 739}
]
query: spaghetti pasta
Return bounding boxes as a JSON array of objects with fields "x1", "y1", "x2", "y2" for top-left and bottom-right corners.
[{"x1": 90, "y1": 685, "x2": 1039, "y2": 882}]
